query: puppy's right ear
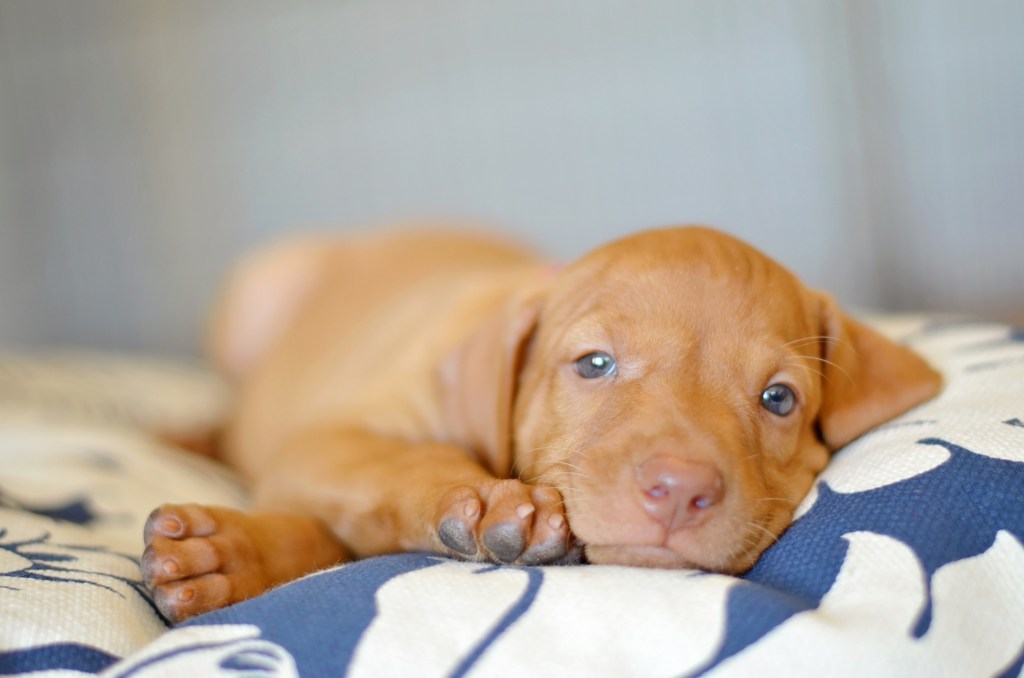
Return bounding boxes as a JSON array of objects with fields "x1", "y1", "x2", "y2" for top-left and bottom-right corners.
[{"x1": 441, "y1": 284, "x2": 545, "y2": 478}]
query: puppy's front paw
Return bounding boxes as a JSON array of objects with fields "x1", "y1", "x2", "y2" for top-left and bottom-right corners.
[
  {"x1": 142, "y1": 504, "x2": 269, "y2": 623},
  {"x1": 435, "y1": 480, "x2": 572, "y2": 565}
]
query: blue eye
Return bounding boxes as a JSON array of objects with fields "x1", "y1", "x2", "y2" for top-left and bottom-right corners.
[
  {"x1": 761, "y1": 384, "x2": 796, "y2": 416},
  {"x1": 575, "y1": 352, "x2": 617, "y2": 379}
]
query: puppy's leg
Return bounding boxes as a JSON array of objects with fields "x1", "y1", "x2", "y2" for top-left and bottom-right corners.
[
  {"x1": 142, "y1": 428, "x2": 571, "y2": 621},
  {"x1": 254, "y1": 427, "x2": 572, "y2": 566},
  {"x1": 142, "y1": 504, "x2": 347, "y2": 622}
]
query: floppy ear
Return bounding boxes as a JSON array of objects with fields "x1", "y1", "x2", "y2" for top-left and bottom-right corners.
[
  {"x1": 816, "y1": 294, "x2": 942, "y2": 449},
  {"x1": 441, "y1": 288, "x2": 544, "y2": 477}
]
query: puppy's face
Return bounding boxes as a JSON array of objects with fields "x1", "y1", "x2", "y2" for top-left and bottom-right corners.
[{"x1": 511, "y1": 227, "x2": 940, "y2": 573}]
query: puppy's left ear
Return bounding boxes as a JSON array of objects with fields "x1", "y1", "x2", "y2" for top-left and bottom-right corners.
[
  {"x1": 441, "y1": 286, "x2": 545, "y2": 477},
  {"x1": 816, "y1": 294, "x2": 942, "y2": 449}
]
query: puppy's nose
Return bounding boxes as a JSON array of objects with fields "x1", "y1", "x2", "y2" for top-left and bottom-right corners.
[{"x1": 637, "y1": 456, "x2": 722, "y2": 532}]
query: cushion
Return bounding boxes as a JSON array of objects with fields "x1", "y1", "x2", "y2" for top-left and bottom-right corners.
[
  {"x1": 0, "y1": 352, "x2": 245, "y2": 674},
  {"x1": 1, "y1": 319, "x2": 1022, "y2": 677}
]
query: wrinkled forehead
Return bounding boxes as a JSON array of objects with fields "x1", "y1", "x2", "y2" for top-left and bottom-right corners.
[{"x1": 541, "y1": 228, "x2": 815, "y2": 346}]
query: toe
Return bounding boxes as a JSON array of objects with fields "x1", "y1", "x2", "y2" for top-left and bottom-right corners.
[
  {"x1": 153, "y1": 573, "x2": 232, "y2": 623},
  {"x1": 144, "y1": 504, "x2": 218, "y2": 542},
  {"x1": 439, "y1": 516, "x2": 478, "y2": 556},
  {"x1": 478, "y1": 480, "x2": 536, "y2": 562},
  {"x1": 519, "y1": 532, "x2": 568, "y2": 565},
  {"x1": 142, "y1": 535, "x2": 222, "y2": 587},
  {"x1": 518, "y1": 486, "x2": 571, "y2": 565},
  {"x1": 482, "y1": 522, "x2": 526, "y2": 562},
  {"x1": 144, "y1": 507, "x2": 185, "y2": 541},
  {"x1": 436, "y1": 487, "x2": 484, "y2": 558}
]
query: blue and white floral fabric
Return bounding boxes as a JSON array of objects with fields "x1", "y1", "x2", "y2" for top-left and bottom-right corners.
[
  {"x1": 0, "y1": 353, "x2": 244, "y2": 674},
  {"x1": 0, "y1": 319, "x2": 1022, "y2": 677}
]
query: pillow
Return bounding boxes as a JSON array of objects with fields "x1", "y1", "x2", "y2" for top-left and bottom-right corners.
[
  {"x1": 0, "y1": 353, "x2": 245, "y2": 675},
  {"x1": 0, "y1": 349, "x2": 229, "y2": 433},
  {"x1": 2, "y1": 319, "x2": 1023, "y2": 677}
]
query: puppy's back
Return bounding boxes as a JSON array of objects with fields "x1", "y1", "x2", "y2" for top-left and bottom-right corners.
[{"x1": 215, "y1": 229, "x2": 542, "y2": 478}]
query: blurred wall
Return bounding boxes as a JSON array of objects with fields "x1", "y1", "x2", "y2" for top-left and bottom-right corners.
[{"x1": 0, "y1": 0, "x2": 1021, "y2": 355}]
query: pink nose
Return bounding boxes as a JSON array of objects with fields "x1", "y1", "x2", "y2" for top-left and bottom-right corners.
[{"x1": 637, "y1": 456, "x2": 723, "y2": 532}]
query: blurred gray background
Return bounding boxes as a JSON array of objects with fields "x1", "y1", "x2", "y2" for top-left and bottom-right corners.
[{"x1": 1, "y1": 0, "x2": 1021, "y2": 356}]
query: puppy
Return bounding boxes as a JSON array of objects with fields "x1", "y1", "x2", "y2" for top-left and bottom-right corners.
[{"x1": 142, "y1": 226, "x2": 942, "y2": 622}]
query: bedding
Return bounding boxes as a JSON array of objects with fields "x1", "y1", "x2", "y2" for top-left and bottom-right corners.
[{"x1": 1, "y1": 317, "x2": 1022, "y2": 677}]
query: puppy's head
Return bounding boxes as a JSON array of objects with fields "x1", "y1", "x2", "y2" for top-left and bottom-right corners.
[{"x1": 495, "y1": 227, "x2": 940, "y2": 573}]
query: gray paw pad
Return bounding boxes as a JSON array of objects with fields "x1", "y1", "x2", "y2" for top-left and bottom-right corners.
[
  {"x1": 439, "y1": 517, "x2": 478, "y2": 556},
  {"x1": 482, "y1": 523, "x2": 526, "y2": 563},
  {"x1": 519, "y1": 538, "x2": 567, "y2": 566}
]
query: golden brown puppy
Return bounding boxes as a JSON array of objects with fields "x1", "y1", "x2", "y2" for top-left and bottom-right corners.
[{"x1": 142, "y1": 227, "x2": 942, "y2": 622}]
